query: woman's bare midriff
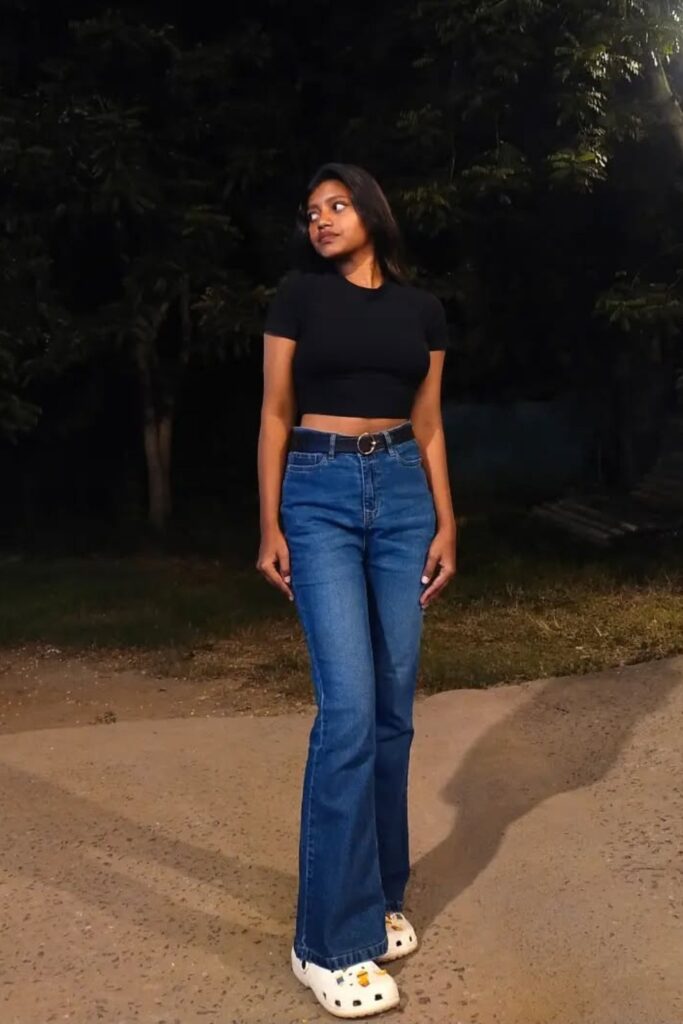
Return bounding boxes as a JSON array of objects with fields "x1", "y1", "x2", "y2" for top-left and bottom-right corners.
[{"x1": 299, "y1": 414, "x2": 408, "y2": 436}]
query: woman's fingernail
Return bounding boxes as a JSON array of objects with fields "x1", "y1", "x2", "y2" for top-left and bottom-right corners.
[
  {"x1": 421, "y1": 575, "x2": 429, "y2": 584},
  {"x1": 284, "y1": 575, "x2": 291, "y2": 583}
]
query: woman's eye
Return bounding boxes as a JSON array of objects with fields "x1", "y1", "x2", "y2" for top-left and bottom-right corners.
[{"x1": 306, "y1": 201, "x2": 348, "y2": 223}]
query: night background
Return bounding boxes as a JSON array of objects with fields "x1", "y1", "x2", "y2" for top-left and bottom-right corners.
[
  {"x1": 1, "y1": 0, "x2": 683, "y2": 704},
  {"x1": 1, "y1": 5, "x2": 683, "y2": 1020}
]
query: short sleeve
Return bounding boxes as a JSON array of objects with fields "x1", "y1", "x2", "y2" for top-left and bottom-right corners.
[
  {"x1": 422, "y1": 292, "x2": 448, "y2": 350},
  {"x1": 264, "y1": 272, "x2": 304, "y2": 341}
]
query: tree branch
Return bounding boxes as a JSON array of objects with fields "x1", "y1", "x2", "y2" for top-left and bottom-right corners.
[{"x1": 649, "y1": 53, "x2": 683, "y2": 162}]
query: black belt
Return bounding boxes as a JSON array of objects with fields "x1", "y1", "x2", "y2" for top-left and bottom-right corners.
[{"x1": 288, "y1": 420, "x2": 414, "y2": 455}]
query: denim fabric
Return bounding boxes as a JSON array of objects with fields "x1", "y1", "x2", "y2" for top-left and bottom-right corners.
[{"x1": 279, "y1": 420, "x2": 437, "y2": 970}]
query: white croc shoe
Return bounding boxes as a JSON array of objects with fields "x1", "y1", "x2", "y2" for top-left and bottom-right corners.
[
  {"x1": 375, "y1": 911, "x2": 419, "y2": 962},
  {"x1": 291, "y1": 947, "x2": 400, "y2": 1018}
]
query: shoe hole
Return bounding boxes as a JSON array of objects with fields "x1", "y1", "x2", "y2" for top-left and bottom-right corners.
[
  {"x1": 323, "y1": 992, "x2": 326, "y2": 1000},
  {"x1": 353, "y1": 1000, "x2": 361, "y2": 1007},
  {"x1": 375, "y1": 994, "x2": 383, "y2": 1001},
  {"x1": 335, "y1": 1000, "x2": 341, "y2": 1007},
  {"x1": 397, "y1": 940, "x2": 402, "y2": 947},
  {"x1": 302, "y1": 960, "x2": 307, "y2": 968}
]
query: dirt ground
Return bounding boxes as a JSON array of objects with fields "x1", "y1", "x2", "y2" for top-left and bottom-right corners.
[
  {"x1": 0, "y1": 644, "x2": 320, "y2": 735},
  {"x1": 1, "y1": 655, "x2": 681, "y2": 1023}
]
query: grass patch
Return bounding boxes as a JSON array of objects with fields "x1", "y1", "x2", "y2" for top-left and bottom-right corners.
[
  {"x1": 1, "y1": 511, "x2": 681, "y2": 695},
  {"x1": 420, "y1": 514, "x2": 683, "y2": 690},
  {"x1": 0, "y1": 554, "x2": 271, "y2": 649}
]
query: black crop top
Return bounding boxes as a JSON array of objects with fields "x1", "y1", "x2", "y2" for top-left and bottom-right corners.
[{"x1": 263, "y1": 270, "x2": 448, "y2": 418}]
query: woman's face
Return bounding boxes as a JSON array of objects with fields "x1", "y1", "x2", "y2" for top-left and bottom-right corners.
[{"x1": 305, "y1": 179, "x2": 371, "y2": 261}]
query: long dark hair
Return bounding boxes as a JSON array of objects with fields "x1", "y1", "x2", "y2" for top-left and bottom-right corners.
[{"x1": 290, "y1": 162, "x2": 409, "y2": 284}]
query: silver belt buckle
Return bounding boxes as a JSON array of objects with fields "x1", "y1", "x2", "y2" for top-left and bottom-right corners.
[{"x1": 356, "y1": 432, "x2": 378, "y2": 455}]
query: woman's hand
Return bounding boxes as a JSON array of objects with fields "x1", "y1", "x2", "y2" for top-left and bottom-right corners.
[
  {"x1": 420, "y1": 525, "x2": 457, "y2": 609},
  {"x1": 256, "y1": 526, "x2": 294, "y2": 601}
]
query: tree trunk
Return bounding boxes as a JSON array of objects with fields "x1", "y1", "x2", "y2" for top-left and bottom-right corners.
[
  {"x1": 142, "y1": 408, "x2": 171, "y2": 532},
  {"x1": 135, "y1": 301, "x2": 172, "y2": 531},
  {"x1": 158, "y1": 410, "x2": 173, "y2": 522},
  {"x1": 649, "y1": 56, "x2": 683, "y2": 161},
  {"x1": 135, "y1": 285, "x2": 192, "y2": 532},
  {"x1": 138, "y1": 357, "x2": 173, "y2": 532}
]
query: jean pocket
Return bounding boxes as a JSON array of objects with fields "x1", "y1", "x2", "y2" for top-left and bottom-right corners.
[
  {"x1": 285, "y1": 451, "x2": 329, "y2": 473},
  {"x1": 393, "y1": 439, "x2": 423, "y2": 467}
]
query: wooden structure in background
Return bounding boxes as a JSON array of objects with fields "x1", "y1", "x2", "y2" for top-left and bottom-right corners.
[{"x1": 532, "y1": 414, "x2": 683, "y2": 545}]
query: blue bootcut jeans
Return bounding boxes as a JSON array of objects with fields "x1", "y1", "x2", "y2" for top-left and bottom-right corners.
[{"x1": 279, "y1": 420, "x2": 437, "y2": 970}]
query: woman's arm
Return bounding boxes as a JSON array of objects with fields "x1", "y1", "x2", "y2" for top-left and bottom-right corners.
[
  {"x1": 410, "y1": 350, "x2": 457, "y2": 606},
  {"x1": 256, "y1": 334, "x2": 297, "y2": 600}
]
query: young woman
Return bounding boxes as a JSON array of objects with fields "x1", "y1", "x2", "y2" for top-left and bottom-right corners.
[{"x1": 256, "y1": 162, "x2": 457, "y2": 1018}]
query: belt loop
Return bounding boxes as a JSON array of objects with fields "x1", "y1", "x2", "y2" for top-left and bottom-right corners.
[
  {"x1": 381, "y1": 428, "x2": 393, "y2": 451},
  {"x1": 328, "y1": 432, "x2": 336, "y2": 458}
]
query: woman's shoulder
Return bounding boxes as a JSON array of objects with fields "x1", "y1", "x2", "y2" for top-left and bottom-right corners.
[
  {"x1": 391, "y1": 280, "x2": 445, "y2": 314},
  {"x1": 391, "y1": 280, "x2": 448, "y2": 346},
  {"x1": 271, "y1": 269, "x2": 336, "y2": 306},
  {"x1": 264, "y1": 270, "x2": 334, "y2": 338}
]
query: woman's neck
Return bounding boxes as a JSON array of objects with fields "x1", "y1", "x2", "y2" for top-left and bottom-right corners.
[{"x1": 335, "y1": 249, "x2": 384, "y2": 289}]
